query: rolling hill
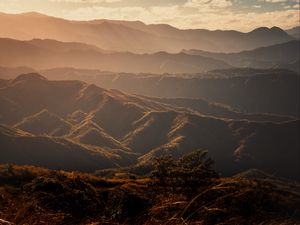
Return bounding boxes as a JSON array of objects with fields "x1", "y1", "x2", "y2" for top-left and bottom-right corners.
[
  {"x1": 68, "y1": 119, "x2": 131, "y2": 151},
  {"x1": 148, "y1": 97, "x2": 294, "y2": 122},
  {"x1": 128, "y1": 111, "x2": 300, "y2": 179},
  {"x1": 14, "y1": 109, "x2": 72, "y2": 136},
  {"x1": 0, "y1": 37, "x2": 231, "y2": 73},
  {"x1": 41, "y1": 68, "x2": 300, "y2": 117},
  {"x1": 0, "y1": 66, "x2": 36, "y2": 80},
  {"x1": 0, "y1": 73, "x2": 299, "y2": 179},
  {"x1": 0, "y1": 12, "x2": 294, "y2": 53},
  {"x1": 183, "y1": 40, "x2": 300, "y2": 73},
  {"x1": 286, "y1": 26, "x2": 300, "y2": 39},
  {"x1": 0, "y1": 124, "x2": 133, "y2": 172}
]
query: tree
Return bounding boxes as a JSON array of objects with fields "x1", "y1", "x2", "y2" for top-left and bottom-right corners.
[
  {"x1": 151, "y1": 153, "x2": 175, "y2": 188},
  {"x1": 151, "y1": 150, "x2": 218, "y2": 193}
]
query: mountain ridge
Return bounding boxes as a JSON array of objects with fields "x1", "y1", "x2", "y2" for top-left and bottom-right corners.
[
  {"x1": 183, "y1": 40, "x2": 300, "y2": 73},
  {"x1": 0, "y1": 37, "x2": 231, "y2": 73},
  {"x1": 0, "y1": 12, "x2": 294, "y2": 53},
  {"x1": 0, "y1": 73, "x2": 299, "y2": 179},
  {"x1": 39, "y1": 67, "x2": 300, "y2": 117}
]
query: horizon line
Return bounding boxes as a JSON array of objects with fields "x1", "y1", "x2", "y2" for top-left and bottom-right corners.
[{"x1": 1, "y1": 10, "x2": 298, "y2": 33}]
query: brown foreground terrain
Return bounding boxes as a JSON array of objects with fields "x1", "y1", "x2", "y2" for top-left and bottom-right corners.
[{"x1": 0, "y1": 164, "x2": 299, "y2": 225}]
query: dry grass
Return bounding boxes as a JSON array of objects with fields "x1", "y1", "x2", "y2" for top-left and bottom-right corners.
[{"x1": 0, "y1": 165, "x2": 299, "y2": 225}]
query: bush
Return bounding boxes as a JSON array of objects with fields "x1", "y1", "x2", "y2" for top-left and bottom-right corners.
[{"x1": 151, "y1": 150, "x2": 218, "y2": 192}]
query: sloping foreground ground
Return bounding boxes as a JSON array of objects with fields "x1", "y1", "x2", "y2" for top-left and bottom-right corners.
[{"x1": 0, "y1": 165, "x2": 299, "y2": 225}]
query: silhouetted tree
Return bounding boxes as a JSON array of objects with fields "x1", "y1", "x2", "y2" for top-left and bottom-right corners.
[
  {"x1": 151, "y1": 153, "x2": 175, "y2": 187},
  {"x1": 151, "y1": 150, "x2": 218, "y2": 193}
]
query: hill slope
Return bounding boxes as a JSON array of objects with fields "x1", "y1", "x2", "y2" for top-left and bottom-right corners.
[
  {"x1": 183, "y1": 41, "x2": 300, "y2": 73},
  {"x1": 0, "y1": 73, "x2": 299, "y2": 179},
  {"x1": 128, "y1": 111, "x2": 300, "y2": 179},
  {"x1": 0, "y1": 38, "x2": 231, "y2": 73},
  {"x1": 14, "y1": 109, "x2": 72, "y2": 136},
  {"x1": 41, "y1": 68, "x2": 300, "y2": 117},
  {"x1": 68, "y1": 119, "x2": 131, "y2": 152},
  {"x1": 0, "y1": 165, "x2": 299, "y2": 224},
  {"x1": 0, "y1": 125, "x2": 132, "y2": 171},
  {"x1": 286, "y1": 26, "x2": 300, "y2": 39}
]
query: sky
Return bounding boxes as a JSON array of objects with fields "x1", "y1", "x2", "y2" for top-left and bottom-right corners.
[{"x1": 0, "y1": 0, "x2": 299, "y2": 31}]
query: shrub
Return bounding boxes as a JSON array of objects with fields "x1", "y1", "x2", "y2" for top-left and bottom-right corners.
[{"x1": 151, "y1": 150, "x2": 218, "y2": 193}]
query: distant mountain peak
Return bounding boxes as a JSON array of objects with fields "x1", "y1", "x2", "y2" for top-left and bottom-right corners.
[
  {"x1": 19, "y1": 11, "x2": 49, "y2": 17},
  {"x1": 270, "y1": 26, "x2": 286, "y2": 34},
  {"x1": 251, "y1": 27, "x2": 269, "y2": 33},
  {"x1": 270, "y1": 26, "x2": 282, "y2": 31},
  {"x1": 13, "y1": 73, "x2": 47, "y2": 83},
  {"x1": 250, "y1": 26, "x2": 288, "y2": 35}
]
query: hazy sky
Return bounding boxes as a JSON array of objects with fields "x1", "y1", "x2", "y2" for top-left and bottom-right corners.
[{"x1": 0, "y1": 0, "x2": 299, "y2": 31}]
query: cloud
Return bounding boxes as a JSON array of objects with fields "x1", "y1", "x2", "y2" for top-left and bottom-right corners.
[
  {"x1": 59, "y1": 3, "x2": 299, "y2": 31},
  {"x1": 182, "y1": 9, "x2": 300, "y2": 31},
  {"x1": 264, "y1": 0, "x2": 292, "y2": 3},
  {"x1": 0, "y1": 0, "x2": 298, "y2": 31},
  {"x1": 50, "y1": 0, "x2": 122, "y2": 2},
  {"x1": 184, "y1": 0, "x2": 233, "y2": 9}
]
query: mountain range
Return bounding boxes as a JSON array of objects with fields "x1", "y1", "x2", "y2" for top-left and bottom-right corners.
[
  {"x1": 0, "y1": 12, "x2": 295, "y2": 53},
  {"x1": 39, "y1": 67, "x2": 300, "y2": 117},
  {"x1": 1, "y1": 37, "x2": 299, "y2": 74},
  {"x1": 0, "y1": 73, "x2": 299, "y2": 179},
  {"x1": 0, "y1": 37, "x2": 231, "y2": 73},
  {"x1": 183, "y1": 40, "x2": 300, "y2": 73}
]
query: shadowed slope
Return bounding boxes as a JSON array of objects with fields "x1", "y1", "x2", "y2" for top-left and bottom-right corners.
[
  {"x1": 0, "y1": 73, "x2": 174, "y2": 133},
  {"x1": 68, "y1": 119, "x2": 131, "y2": 152},
  {"x1": 0, "y1": 73, "x2": 299, "y2": 179},
  {"x1": 42, "y1": 68, "x2": 300, "y2": 117},
  {"x1": 148, "y1": 97, "x2": 295, "y2": 122},
  {"x1": 0, "y1": 125, "x2": 130, "y2": 171},
  {"x1": 126, "y1": 111, "x2": 300, "y2": 179},
  {"x1": 14, "y1": 109, "x2": 72, "y2": 136}
]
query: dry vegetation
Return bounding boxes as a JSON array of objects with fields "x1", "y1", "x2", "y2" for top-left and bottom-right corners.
[{"x1": 0, "y1": 152, "x2": 299, "y2": 225}]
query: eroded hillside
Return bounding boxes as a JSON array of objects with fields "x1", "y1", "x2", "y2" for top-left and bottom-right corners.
[{"x1": 0, "y1": 73, "x2": 299, "y2": 179}]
